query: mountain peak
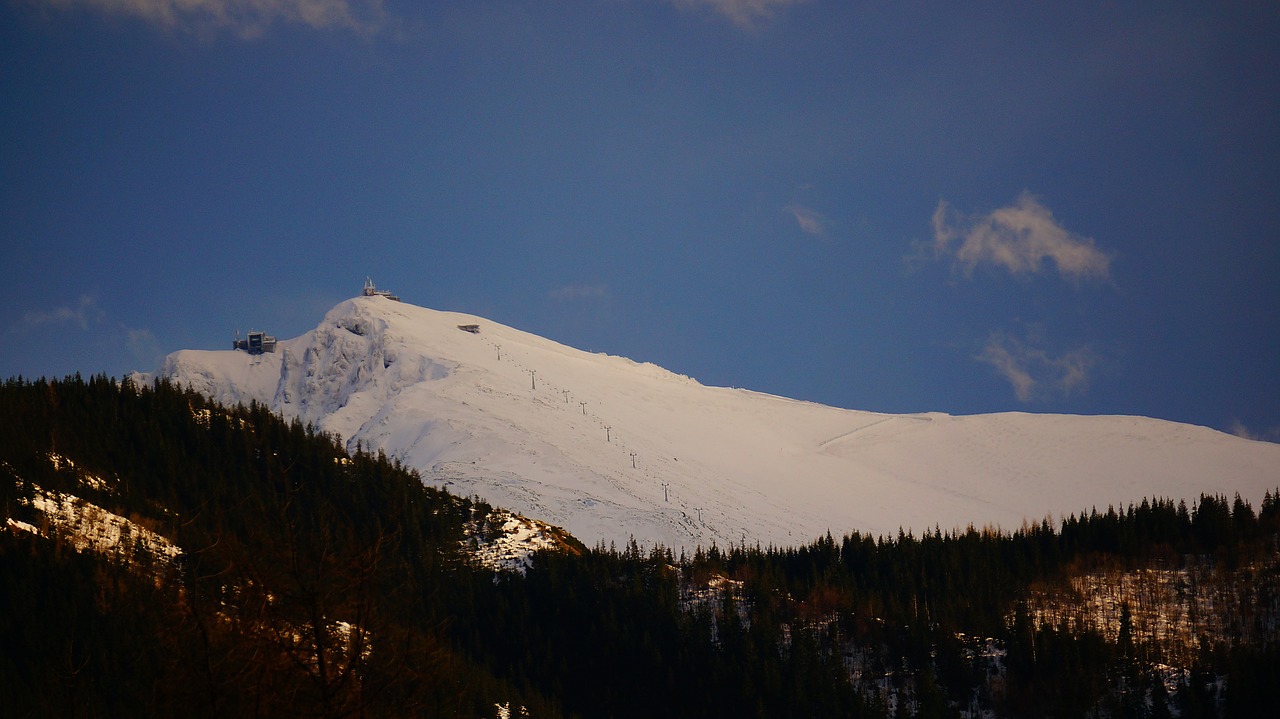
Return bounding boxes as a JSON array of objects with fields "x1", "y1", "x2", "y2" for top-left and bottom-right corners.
[{"x1": 150, "y1": 296, "x2": 1280, "y2": 550}]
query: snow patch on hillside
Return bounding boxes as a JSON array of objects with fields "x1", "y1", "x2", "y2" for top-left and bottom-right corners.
[
  {"x1": 11, "y1": 484, "x2": 180, "y2": 563},
  {"x1": 464, "y1": 507, "x2": 575, "y2": 574}
]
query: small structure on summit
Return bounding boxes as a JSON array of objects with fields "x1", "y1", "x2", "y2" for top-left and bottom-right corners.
[
  {"x1": 233, "y1": 330, "x2": 277, "y2": 354},
  {"x1": 362, "y1": 277, "x2": 400, "y2": 302}
]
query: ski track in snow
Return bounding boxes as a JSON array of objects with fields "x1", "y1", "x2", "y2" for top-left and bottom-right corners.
[{"x1": 142, "y1": 296, "x2": 1280, "y2": 551}]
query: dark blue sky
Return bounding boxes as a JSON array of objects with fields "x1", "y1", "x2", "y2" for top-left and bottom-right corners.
[{"x1": 3, "y1": 0, "x2": 1278, "y2": 440}]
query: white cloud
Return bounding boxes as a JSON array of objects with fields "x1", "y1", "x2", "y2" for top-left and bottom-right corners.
[
  {"x1": 670, "y1": 0, "x2": 810, "y2": 29},
  {"x1": 784, "y1": 204, "x2": 830, "y2": 238},
  {"x1": 976, "y1": 330, "x2": 1098, "y2": 403},
  {"x1": 22, "y1": 294, "x2": 105, "y2": 330},
  {"x1": 548, "y1": 284, "x2": 609, "y2": 302},
  {"x1": 930, "y1": 192, "x2": 1112, "y2": 282},
  {"x1": 38, "y1": 0, "x2": 386, "y2": 38}
]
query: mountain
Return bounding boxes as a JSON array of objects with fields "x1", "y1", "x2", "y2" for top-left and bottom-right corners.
[{"x1": 143, "y1": 295, "x2": 1280, "y2": 550}]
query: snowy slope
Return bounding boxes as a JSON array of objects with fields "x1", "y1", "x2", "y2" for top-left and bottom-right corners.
[{"x1": 144, "y1": 296, "x2": 1280, "y2": 550}]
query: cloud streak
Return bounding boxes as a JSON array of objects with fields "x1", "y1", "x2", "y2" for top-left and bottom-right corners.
[
  {"x1": 1228, "y1": 420, "x2": 1280, "y2": 444},
  {"x1": 38, "y1": 0, "x2": 386, "y2": 38},
  {"x1": 930, "y1": 192, "x2": 1112, "y2": 282},
  {"x1": 784, "y1": 204, "x2": 830, "y2": 238},
  {"x1": 976, "y1": 330, "x2": 1098, "y2": 403},
  {"x1": 22, "y1": 294, "x2": 105, "y2": 330},
  {"x1": 670, "y1": 0, "x2": 810, "y2": 29}
]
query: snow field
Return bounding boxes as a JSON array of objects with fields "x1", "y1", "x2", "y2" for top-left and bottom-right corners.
[{"x1": 148, "y1": 296, "x2": 1280, "y2": 552}]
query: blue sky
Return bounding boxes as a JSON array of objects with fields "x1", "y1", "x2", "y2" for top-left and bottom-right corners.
[{"x1": 2, "y1": 0, "x2": 1278, "y2": 440}]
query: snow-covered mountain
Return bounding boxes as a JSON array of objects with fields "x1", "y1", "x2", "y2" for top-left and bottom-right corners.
[{"x1": 144, "y1": 295, "x2": 1280, "y2": 550}]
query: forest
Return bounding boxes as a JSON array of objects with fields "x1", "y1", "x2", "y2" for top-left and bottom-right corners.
[{"x1": 2, "y1": 375, "x2": 1277, "y2": 717}]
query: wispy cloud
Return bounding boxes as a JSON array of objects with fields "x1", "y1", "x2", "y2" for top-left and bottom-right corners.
[
  {"x1": 126, "y1": 327, "x2": 162, "y2": 368},
  {"x1": 784, "y1": 204, "x2": 830, "y2": 238},
  {"x1": 548, "y1": 284, "x2": 609, "y2": 302},
  {"x1": 929, "y1": 192, "x2": 1112, "y2": 283},
  {"x1": 38, "y1": 0, "x2": 386, "y2": 38},
  {"x1": 1228, "y1": 420, "x2": 1280, "y2": 444},
  {"x1": 670, "y1": 0, "x2": 810, "y2": 29},
  {"x1": 976, "y1": 330, "x2": 1099, "y2": 403},
  {"x1": 22, "y1": 294, "x2": 105, "y2": 330}
]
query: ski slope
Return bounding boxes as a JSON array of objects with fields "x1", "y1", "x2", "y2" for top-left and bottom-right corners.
[{"x1": 147, "y1": 295, "x2": 1280, "y2": 550}]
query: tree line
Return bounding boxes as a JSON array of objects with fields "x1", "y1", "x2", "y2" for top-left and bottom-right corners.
[{"x1": 2, "y1": 375, "x2": 1277, "y2": 717}]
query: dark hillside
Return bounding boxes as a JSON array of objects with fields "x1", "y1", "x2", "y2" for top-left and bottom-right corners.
[
  {"x1": 3, "y1": 375, "x2": 1277, "y2": 718},
  {"x1": 0, "y1": 375, "x2": 558, "y2": 718}
]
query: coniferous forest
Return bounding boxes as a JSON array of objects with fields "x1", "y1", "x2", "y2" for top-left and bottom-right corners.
[{"x1": 2, "y1": 375, "x2": 1278, "y2": 717}]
